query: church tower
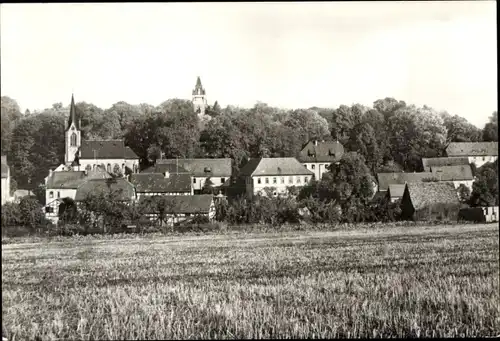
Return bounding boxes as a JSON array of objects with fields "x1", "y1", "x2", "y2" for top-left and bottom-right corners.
[
  {"x1": 64, "y1": 94, "x2": 82, "y2": 167},
  {"x1": 192, "y1": 76, "x2": 207, "y2": 116}
]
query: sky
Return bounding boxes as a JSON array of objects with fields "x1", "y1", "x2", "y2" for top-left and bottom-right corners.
[{"x1": 0, "y1": 2, "x2": 497, "y2": 128}]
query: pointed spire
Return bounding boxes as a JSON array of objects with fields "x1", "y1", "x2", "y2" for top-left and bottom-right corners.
[
  {"x1": 66, "y1": 93, "x2": 80, "y2": 130},
  {"x1": 196, "y1": 76, "x2": 202, "y2": 88},
  {"x1": 192, "y1": 76, "x2": 206, "y2": 95}
]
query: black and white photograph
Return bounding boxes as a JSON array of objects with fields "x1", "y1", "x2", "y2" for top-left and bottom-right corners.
[{"x1": 1, "y1": 1, "x2": 498, "y2": 339}]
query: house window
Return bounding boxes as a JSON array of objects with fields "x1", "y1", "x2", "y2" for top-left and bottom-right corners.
[
  {"x1": 265, "y1": 178, "x2": 269, "y2": 184},
  {"x1": 221, "y1": 178, "x2": 225, "y2": 184},
  {"x1": 193, "y1": 178, "x2": 197, "y2": 184},
  {"x1": 483, "y1": 156, "x2": 486, "y2": 161},
  {"x1": 57, "y1": 192, "x2": 61, "y2": 198},
  {"x1": 296, "y1": 177, "x2": 301, "y2": 184},
  {"x1": 305, "y1": 177, "x2": 309, "y2": 183},
  {"x1": 70, "y1": 132, "x2": 77, "y2": 146},
  {"x1": 288, "y1": 176, "x2": 293, "y2": 184},
  {"x1": 93, "y1": 164, "x2": 96, "y2": 171},
  {"x1": 311, "y1": 164, "x2": 315, "y2": 170},
  {"x1": 133, "y1": 164, "x2": 138, "y2": 173},
  {"x1": 303, "y1": 164, "x2": 307, "y2": 169},
  {"x1": 107, "y1": 163, "x2": 111, "y2": 173},
  {"x1": 273, "y1": 177, "x2": 277, "y2": 184},
  {"x1": 257, "y1": 177, "x2": 261, "y2": 184},
  {"x1": 281, "y1": 177, "x2": 285, "y2": 184},
  {"x1": 49, "y1": 191, "x2": 54, "y2": 199}
]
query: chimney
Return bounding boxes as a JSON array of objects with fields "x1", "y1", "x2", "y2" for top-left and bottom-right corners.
[
  {"x1": 164, "y1": 171, "x2": 170, "y2": 178},
  {"x1": 49, "y1": 169, "x2": 53, "y2": 176}
]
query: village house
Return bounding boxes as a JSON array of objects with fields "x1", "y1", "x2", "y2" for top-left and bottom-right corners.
[
  {"x1": 297, "y1": 139, "x2": 344, "y2": 180},
  {"x1": 421, "y1": 157, "x2": 470, "y2": 172},
  {"x1": 129, "y1": 172, "x2": 193, "y2": 199},
  {"x1": 376, "y1": 172, "x2": 434, "y2": 193},
  {"x1": 430, "y1": 164, "x2": 475, "y2": 191},
  {"x1": 44, "y1": 169, "x2": 111, "y2": 224},
  {"x1": 239, "y1": 157, "x2": 314, "y2": 197},
  {"x1": 62, "y1": 94, "x2": 140, "y2": 174},
  {"x1": 445, "y1": 142, "x2": 498, "y2": 168},
  {"x1": 155, "y1": 158, "x2": 232, "y2": 194},
  {"x1": 400, "y1": 182, "x2": 461, "y2": 221},
  {"x1": 1, "y1": 155, "x2": 11, "y2": 206},
  {"x1": 139, "y1": 194, "x2": 216, "y2": 226}
]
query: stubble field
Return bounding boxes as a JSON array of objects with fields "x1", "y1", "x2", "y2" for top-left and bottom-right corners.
[{"x1": 2, "y1": 223, "x2": 499, "y2": 340}]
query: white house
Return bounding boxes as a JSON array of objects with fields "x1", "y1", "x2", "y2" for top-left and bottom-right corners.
[
  {"x1": 297, "y1": 139, "x2": 344, "y2": 180},
  {"x1": 239, "y1": 157, "x2": 314, "y2": 197},
  {"x1": 155, "y1": 158, "x2": 232, "y2": 194},
  {"x1": 1, "y1": 155, "x2": 11, "y2": 205},
  {"x1": 445, "y1": 142, "x2": 498, "y2": 168}
]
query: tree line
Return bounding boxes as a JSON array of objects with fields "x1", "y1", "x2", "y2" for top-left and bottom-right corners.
[{"x1": 1, "y1": 95, "x2": 498, "y2": 193}]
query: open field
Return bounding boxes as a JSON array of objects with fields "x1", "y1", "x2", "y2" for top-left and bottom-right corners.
[{"x1": 2, "y1": 224, "x2": 499, "y2": 339}]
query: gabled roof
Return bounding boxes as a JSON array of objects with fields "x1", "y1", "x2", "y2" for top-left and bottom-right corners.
[
  {"x1": 130, "y1": 173, "x2": 191, "y2": 193},
  {"x1": 124, "y1": 146, "x2": 139, "y2": 159},
  {"x1": 192, "y1": 76, "x2": 206, "y2": 95},
  {"x1": 239, "y1": 157, "x2": 314, "y2": 177},
  {"x1": 156, "y1": 158, "x2": 232, "y2": 177},
  {"x1": 376, "y1": 172, "x2": 433, "y2": 192},
  {"x1": 80, "y1": 140, "x2": 139, "y2": 160},
  {"x1": 405, "y1": 182, "x2": 460, "y2": 210},
  {"x1": 297, "y1": 140, "x2": 345, "y2": 163},
  {"x1": 139, "y1": 194, "x2": 214, "y2": 214},
  {"x1": 421, "y1": 157, "x2": 470, "y2": 171},
  {"x1": 141, "y1": 163, "x2": 189, "y2": 174},
  {"x1": 388, "y1": 184, "x2": 405, "y2": 198},
  {"x1": 1, "y1": 155, "x2": 9, "y2": 178},
  {"x1": 446, "y1": 142, "x2": 498, "y2": 157},
  {"x1": 46, "y1": 171, "x2": 87, "y2": 189},
  {"x1": 75, "y1": 178, "x2": 135, "y2": 201},
  {"x1": 431, "y1": 165, "x2": 474, "y2": 181}
]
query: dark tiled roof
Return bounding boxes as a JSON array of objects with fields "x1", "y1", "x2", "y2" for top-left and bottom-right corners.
[
  {"x1": 377, "y1": 172, "x2": 433, "y2": 192},
  {"x1": 46, "y1": 171, "x2": 87, "y2": 189},
  {"x1": 1, "y1": 155, "x2": 9, "y2": 178},
  {"x1": 156, "y1": 158, "x2": 232, "y2": 177},
  {"x1": 446, "y1": 142, "x2": 498, "y2": 157},
  {"x1": 142, "y1": 163, "x2": 189, "y2": 174},
  {"x1": 124, "y1": 146, "x2": 139, "y2": 159},
  {"x1": 405, "y1": 182, "x2": 460, "y2": 210},
  {"x1": 75, "y1": 178, "x2": 135, "y2": 201},
  {"x1": 239, "y1": 157, "x2": 314, "y2": 177},
  {"x1": 431, "y1": 165, "x2": 474, "y2": 181},
  {"x1": 80, "y1": 140, "x2": 139, "y2": 160},
  {"x1": 388, "y1": 184, "x2": 405, "y2": 198},
  {"x1": 297, "y1": 140, "x2": 345, "y2": 163},
  {"x1": 139, "y1": 194, "x2": 213, "y2": 214},
  {"x1": 130, "y1": 173, "x2": 191, "y2": 193},
  {"x1": 421, "y1": 157, "x2": 470, "y2": 171}
]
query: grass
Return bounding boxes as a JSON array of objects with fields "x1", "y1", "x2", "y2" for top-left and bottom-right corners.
[{"x1": 2, "y1": 223, "x2": 499, "y2": 339}]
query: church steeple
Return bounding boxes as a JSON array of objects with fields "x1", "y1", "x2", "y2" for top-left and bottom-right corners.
[
  {"x1": 192, "y1": 76, "x2": 207, "y2": 116},
  {"x1": 66, "y1": 94, "x2": 80, "y2": 130}
]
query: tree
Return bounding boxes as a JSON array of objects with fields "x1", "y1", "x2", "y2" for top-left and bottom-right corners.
[
  {"x1": 440, "y1": 112, "x2": 482, "y2": 145},
  {"x1": 347, "y1": 122, "x2": 382, "y2": 174},
  {"x1": 469, "y1": 161, "x2": 498, "y2": 207},
  {"x1": 482, "y1": 111, "x2": 498, "y2": 142},
  {"x1": 1, "y1": 96, "x2": 23, "y2": 155},
  {"x1": 330, "y1": 105, "x2": 354, "y2": 144},
  {"x1": 104, "y1": 101, "x2": 142, "y2": 135},
  {"x1": 19, "y1": 196, "x2": 46, "y2": 230},
  {"x1": 373, "y1": 97, "x2": 406, "y2": 121},
  {"x1": 457, "y1": 184, "x2": 471, "y2": 204},
  {"x1": 283, "y1": 109, "x2": 330, "y2": 146},
  {"x1": 58, "y1": 197, "x2": 78, "y2": 224},
  {"x1": 201, "y1": 177, "x2": 216, "y2": 194},
  {"x1": 1, "y1": 202, "x2": 22, "y2": 227}
]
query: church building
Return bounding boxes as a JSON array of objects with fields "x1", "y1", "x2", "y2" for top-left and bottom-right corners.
[{"x1": 64, "y1": 94, "x2": 140, "y2": 175}]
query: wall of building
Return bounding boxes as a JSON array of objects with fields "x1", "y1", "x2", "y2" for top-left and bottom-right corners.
[
  {"x1": 65, "y1": 125, "x2": 81, "y2": 165},
  {"x1": 248, "y1": 174, "x2": 311, "y2": 196},
  {"x1": 482, "y1": 206, "x2": 499, "y2": 222},
  {"x1": 1, "y1": 175, "x2": 10, "y2": 206},
  {"x1": 192, "y1": 176, "x2": 229, "y2": 192},
  {"x1": 449, "y1": 180, "x2": 474, "y2": 192},
  {"x1": 469, "y1": 156, "x2": 498, "y2": 168},
  {"x1": 135, "y1": 191, "x2": 191, "y2": 200},
  {"x1": 302, "y1": 162, "x2": 332, "y2": 180},
  {"x1": 78, "y1": 158, "x2": 139, "y2": 174}
]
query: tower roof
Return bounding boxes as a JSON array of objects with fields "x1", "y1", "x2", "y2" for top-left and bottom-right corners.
[
  {"x1": 66, "y1": 94, "x2": 81, "y2": 130},
  {"x1": 192, "y1": 76, "x2": 206, "y2": 95}
]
